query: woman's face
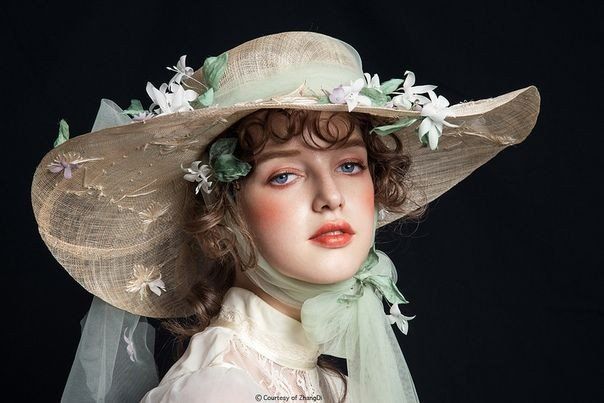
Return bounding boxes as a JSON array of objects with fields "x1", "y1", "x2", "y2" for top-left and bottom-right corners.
[{"x1": 237, "y1": 112, "x2": 375, "y2": 284}]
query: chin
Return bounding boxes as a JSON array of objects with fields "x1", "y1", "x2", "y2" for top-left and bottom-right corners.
[
  {"x1": 263, "y1": 238, "x2": 373, "y2": 284},
  {"x1": 293, "y1": 255, "x2": 367, "y2": 284}
]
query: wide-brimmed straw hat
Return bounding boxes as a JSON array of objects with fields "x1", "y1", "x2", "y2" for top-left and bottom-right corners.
[{"x1": 31, "y1": 31, "x2": 540, "y2": 318}]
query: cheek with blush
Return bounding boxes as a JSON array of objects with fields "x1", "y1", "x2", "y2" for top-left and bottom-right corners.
[
  {"x1": 352, "y1": 174, "x2": 375, "y2": 214},
  {"x1": 240, "y1": 190, "x2": 289, "y2": 237}
]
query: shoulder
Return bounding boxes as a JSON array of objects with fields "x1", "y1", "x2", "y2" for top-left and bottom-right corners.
[
  {"x1": 141, "y1": 365, "x2": 265, "y2": 403},
  {"x1": 166, "y1": 326, "x2": 235, "y2": 374},
  {"x1": 141, "y1": 326, "x2": 265, "y2": 402}
]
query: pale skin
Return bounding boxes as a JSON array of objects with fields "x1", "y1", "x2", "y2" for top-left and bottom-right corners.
[{"x1": 232, "y1": 112, "x2": 376, "y2": 321}]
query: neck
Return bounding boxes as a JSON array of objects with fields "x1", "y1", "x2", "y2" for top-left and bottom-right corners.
[{"x1": 234, "y1": 267, "x2": 302, "y2": 321}]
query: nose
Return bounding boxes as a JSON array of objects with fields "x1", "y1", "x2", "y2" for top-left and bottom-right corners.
[{"x1": 312, "y1": 173, "x2": 345, "y2": 212}]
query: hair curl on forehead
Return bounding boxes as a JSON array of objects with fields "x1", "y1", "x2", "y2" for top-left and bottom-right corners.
[{"x1": 233, "y1": 109, "x2": 371, "y2": 157}]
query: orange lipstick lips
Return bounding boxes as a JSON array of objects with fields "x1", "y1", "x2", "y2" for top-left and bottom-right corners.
[{"x1": 309, "y1": 221, "x2": 355, "y2": 248}]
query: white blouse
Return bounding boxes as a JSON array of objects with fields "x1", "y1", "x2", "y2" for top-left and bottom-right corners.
[{"x1": 141, "y1": 287, "x2": 347, "y2": 402}]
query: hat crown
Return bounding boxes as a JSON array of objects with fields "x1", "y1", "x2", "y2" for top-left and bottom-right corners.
[{"x1": 191, "y1": 32, "x2": 364, "y2": 107}]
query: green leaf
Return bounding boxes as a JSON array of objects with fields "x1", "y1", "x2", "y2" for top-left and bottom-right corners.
[
  {"x1": 209, "y1": 138, "x2": 237, "y2": 161},
  {"x1": 419, "y1": 132, "x2": 429, "y2": 146},
  {"x1": 379, "y1": 78, "x2": 403, "y2": 95},
  {"x1": 53, "y1": 119, "x2": 69, "y2": 148},
  {"x1": 370, "y1": 117, "x2": 417, "y2": 136},
  {"x1": 209, "y1": 137, "x2": 251, "y2": 182},
  {"x1": 360, "y1": 87, "x2": 390, "y2": 107},
  {"x1": 195, "y1": 88, "x2": 214, "y2": 108},
  {"x1": 367, "y1": 276, "x2": 408, "y2": 305},
  {"x1": 212, "y1": 154, "x2": 252, "y2": 182},
  {"x1": 202, "y1": 52, "x2": 228, "y2": 90},
  {"x1": 316, "y1": 95, "x2": 330, "y2": 104},
  {"x1": 122, "y1": 99, "x2": 144, "y2": 115}
]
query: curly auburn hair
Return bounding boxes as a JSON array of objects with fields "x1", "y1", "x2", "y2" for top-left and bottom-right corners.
[{"x1": 163, "y1": 109, "x2": 425, "y2": 402}]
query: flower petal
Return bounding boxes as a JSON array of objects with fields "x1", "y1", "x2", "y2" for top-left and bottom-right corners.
[
  {"x1": 328, "y1": 86, "x2": 347, "y2": 104},
  {"x1": 48, "y1": 163, "x2": 64, "y2": 173},
  {"x1": 183, "y1": 89, "x2": 199, "y2": 102},
  {"x1": 145, "y1": 82, "x2": 157, "y2": 103},
  {"x1": 436, "y1": 95, "x2": 450, "y2": 108},
  {"x1": 149, "y1": 279, "x2": 166, "y2": 296},
  {"x1": 63, "y1": 164, "x2": 72, "y2": 179},
  {"x1": 390, "y1": 303, "x2": 402, "y2": 315},
  {"x1": 428, "y1": 125, "x2": 440, "y2": 150},
  {"x1": 351, "y1": 78, "x2": 365, "y2": 92},
  {"x1": 414, "y1": 94, "x2": 431, "y2": 105},
  {"x1": 403, "y1": 70, "x2": 415, "y2": 88},
  {"x1": 346, "y1": 97, "x2": 358, "y2": 112},
  {"x1": 418, "y1": 117, "x2": 432, "y2": 137},
  {"x1": 183, "y1": 173, "x2": 198, "y2": 182},
  {"x1": 411, "y1": 84, "x2": 437, "y2": 94},
  {"x1": 442, "y1": 118, "x2": 459, "y2": 128}
]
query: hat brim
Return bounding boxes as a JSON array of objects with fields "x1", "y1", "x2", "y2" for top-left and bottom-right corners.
[{"x1": 31, "y1": 86, "x2": 539, "y2": 318}]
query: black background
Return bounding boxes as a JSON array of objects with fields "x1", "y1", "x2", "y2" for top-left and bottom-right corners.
[{"x1": 4, "y1": 1, "x2": 603, "y2": 402}]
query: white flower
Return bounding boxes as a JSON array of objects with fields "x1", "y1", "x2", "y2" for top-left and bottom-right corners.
[
  {"x1": 146, "y1": 82, "x2": 170, "y2": 114},
  {"x1": 138, "y1": 202, "x2": 170, "y2": 233},
  {"x1": 387, "y1": 303, "x2": 416, "y2": 335},
  {"x1": 328, "y1": 78, "x2": 372, "y2": 112},
  {"x1": 146, "y1": 82, "x2": 198, "y2": 115},
  {"x1": 167, "y1": 55, "x2": 194, "y2": 85},
  {"x1": 126, "y1": 264, "x2": 166, "y2": 299},
  {"x1": 392, "y1": 70, "x2": 437, "y2": 109},
  {"x1": 418, "y1": 90, "x2": 458, "y2": 150},
  {"x1": 182, "y1": 161, "x2": 213, "y2": 194},
  {"x1": 169, "y1": 82, "x2": 199, "y2": 112},
  {"x1": 363, "y1": 73, "x2": 381, "y2": 91},
  {"x1": 123, "y1": 327, "x2": 137, "y2": 362},
  {"x1": 131, "y1": 111, "x2": 155, "y2": 122}
]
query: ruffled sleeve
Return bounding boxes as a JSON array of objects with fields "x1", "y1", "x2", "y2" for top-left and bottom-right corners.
[
  {"x1": 141, "y1": 366, "x2": 264, "y2": 402},
  {"x1": 140, "y1": 327, "x2": 264, "y2": 402}
]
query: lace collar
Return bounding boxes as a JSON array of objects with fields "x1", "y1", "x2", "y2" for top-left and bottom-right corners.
[{"x1": 211, "y1": 287, "x2": 321, "y2": 370}]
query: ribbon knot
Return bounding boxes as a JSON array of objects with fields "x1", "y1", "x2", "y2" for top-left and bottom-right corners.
[{"x1": 336, "y1": 247, "x2": 409, "y2": 307}]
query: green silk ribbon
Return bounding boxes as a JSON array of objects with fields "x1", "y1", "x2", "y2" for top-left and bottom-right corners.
[{"x1": 336, "y1": 247, "x2": 409, "y2": 305}]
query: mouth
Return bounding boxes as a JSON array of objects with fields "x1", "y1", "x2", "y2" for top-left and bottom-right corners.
[{"x1": 309, "y1": 221, "x2": 355, "y2": 248}]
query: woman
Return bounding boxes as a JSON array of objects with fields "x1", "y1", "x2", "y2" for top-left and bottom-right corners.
[
  {"x1": 142, "y1": 108, "x2": 418, "y2": 402},
  {"x1": 31, "y1": 31, "x2": 539, "y2": 402}
]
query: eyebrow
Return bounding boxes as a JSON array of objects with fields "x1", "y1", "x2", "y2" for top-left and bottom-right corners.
[{"x1": 254, "y1": 138, "x2": 366, "y2": 166}]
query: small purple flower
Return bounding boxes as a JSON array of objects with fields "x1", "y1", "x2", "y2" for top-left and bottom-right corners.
[
  {"x1": 328, "y1": 85, "x2": 347, "y2": 104},
  {"x1": 48, "y1": 157, "x2": 82, "y2": 179}
]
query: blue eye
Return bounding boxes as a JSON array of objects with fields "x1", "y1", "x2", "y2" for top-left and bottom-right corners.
[
  {"x1": 270, "y1": 172, "x2": 294, "y2": 185},
  {"x1": 338, "y1": 162, "x2": 364, "y2": 174}
]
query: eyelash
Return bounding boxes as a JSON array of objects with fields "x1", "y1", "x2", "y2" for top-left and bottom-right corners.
[{"x1": 268, "y1": 160, "x2": 368, "y2": 186}]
